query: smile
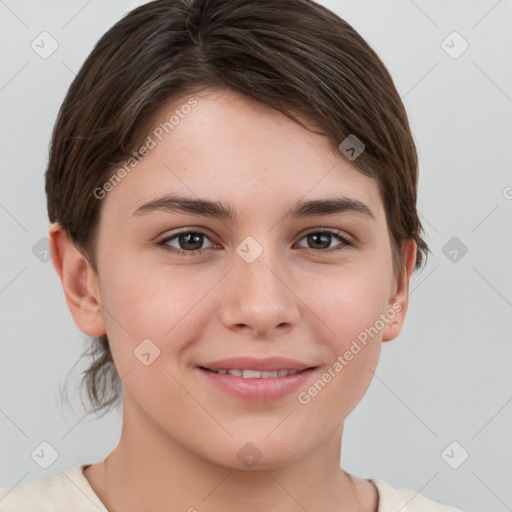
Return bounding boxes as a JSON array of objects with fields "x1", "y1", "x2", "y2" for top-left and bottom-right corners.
[{"x1": 201, "y1": 368, "x2": 301, "y2": 378}]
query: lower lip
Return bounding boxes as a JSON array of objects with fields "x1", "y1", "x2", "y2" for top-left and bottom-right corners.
[{"x1": 197, "y1": 367, "x2": 316, "y2": 402}]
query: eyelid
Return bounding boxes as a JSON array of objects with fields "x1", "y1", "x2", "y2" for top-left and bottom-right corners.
[
  {"x1": 299, "y1": 227, "x2": 353, "y2": 242},
  {"x1": 156, "y1": 225, "x2": 215, "y2": 241}
]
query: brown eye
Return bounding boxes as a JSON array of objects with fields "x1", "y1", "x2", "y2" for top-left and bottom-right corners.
[
  {"x1": 158, "y1": 230, "x2": 214, "y2": 255},
  {"x1": 296, "y1": 230, "x2": 352, "y2": 252}
]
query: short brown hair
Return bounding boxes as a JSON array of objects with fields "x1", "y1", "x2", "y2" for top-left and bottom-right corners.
[{"x1": 46, "y1": 0, "x2": 429, "y2": 417}]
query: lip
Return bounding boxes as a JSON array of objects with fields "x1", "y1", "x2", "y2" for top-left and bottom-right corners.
[{"x1": 197, "y1": 357, "x2": 317, "y2": 402}]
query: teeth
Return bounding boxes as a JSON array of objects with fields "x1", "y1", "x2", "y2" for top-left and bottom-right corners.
[
  {"x1": 242, "y1": 369, "x2": 262, "y2": 379},
  {"x1": 212, "y1": 368, "x2": 302, "y2": 378}
]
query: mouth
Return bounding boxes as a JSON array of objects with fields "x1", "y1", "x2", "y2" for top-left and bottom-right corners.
[
  {"x1": 196, "y1": 362, "x2": 318, "y2": 402},
  {"x1": 198, "y1": 366, "x2": 314, "y2": 378}
]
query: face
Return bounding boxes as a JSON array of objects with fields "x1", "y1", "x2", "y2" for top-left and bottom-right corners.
[{"x1": 76, "y1": 87, "x2": 411, "y2": 469}]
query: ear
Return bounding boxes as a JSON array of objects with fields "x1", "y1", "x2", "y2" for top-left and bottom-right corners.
[
  {"x1": 382, "y1": 239, "x2": 417, "y2": 342},
  {"x1": 48, "y1": 223, "x2": 106, "y2": 337}
]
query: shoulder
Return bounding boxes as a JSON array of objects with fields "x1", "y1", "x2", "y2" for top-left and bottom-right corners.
[
  {"x1": 0, "y1": 465, "x2": 108, "y2": 512},
  {"x1": 371, "y1": 479, "x2": 467, "y2": 512}
]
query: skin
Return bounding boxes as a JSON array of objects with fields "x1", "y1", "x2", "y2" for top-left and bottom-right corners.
[{"x1": 50, "y1": 86, "x2": 416, "y2": 512}]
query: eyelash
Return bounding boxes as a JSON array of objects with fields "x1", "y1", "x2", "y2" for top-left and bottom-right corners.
[{"x1": 157, "y1": 228, "x2": 353, "y2": 257}]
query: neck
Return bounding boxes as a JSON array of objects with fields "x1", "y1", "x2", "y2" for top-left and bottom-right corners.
[{"x1": 99, "y1": 403, "x2": 360, "y2": 512}]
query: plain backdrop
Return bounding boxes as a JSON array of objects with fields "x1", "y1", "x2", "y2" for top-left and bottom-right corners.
[{"x1": 1, "y1": 1, "x2": 511, "y2": 511}]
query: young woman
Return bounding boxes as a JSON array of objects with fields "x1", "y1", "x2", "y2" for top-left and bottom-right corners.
[{"x1": 0, "y1": 0, "x2": 466, "y2": 510}]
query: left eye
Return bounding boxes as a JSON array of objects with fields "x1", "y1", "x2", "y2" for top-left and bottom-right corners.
[{"x1": 296, "y1": 230, "x2": 351, "y2": 251}]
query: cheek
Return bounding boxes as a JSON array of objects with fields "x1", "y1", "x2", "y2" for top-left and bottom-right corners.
[
  {"x1": 96, "y1": 259, "x2": 215, "y2": 367},
  {"x1": 292, "y1": 263, "x2": 391, "y2": 411},
  {"x1": 295, "y1": 293, "x2": 384, "y2": 423},
  {"x1": 94, "y1": 262, "x2": 202, "y2": 411},
  {"x1": 307, "y1": 260, "x2": 393, "y2": 345}
]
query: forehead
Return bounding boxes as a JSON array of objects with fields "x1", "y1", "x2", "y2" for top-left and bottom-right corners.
[{"x1": 103, "y1": 87, "x2": 385, "y2": 223}]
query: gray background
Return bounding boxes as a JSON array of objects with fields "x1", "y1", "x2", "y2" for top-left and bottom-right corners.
[{"x1": 1, "y1": 1, "x2": 511, "y2": 511}]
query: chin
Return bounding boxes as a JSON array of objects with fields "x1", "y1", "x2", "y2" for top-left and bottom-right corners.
[{"x1": 210, "y1": 438, "x2": 308, "y2": 471}]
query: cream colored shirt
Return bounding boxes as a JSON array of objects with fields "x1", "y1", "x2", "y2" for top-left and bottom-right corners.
[{"x1": 0, "y1": 464, "x2": 466, "y2": 511}]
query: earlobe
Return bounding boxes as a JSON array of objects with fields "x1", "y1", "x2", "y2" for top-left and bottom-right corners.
[
  {"x1": 48, "y1": 223, "x2": 106, "y2": 337},
  {"x1": 382, "y1": 239, "x2": 417, "y2": 342}
]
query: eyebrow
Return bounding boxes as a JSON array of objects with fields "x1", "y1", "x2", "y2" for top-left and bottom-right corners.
[{"x1": 132, "y1": 194, "x2": 375, "y2": 221}]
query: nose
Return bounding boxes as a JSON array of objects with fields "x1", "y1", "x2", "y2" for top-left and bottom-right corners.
[{"x1": 219, "y1": 247, "x2": 300, "y2": 337}]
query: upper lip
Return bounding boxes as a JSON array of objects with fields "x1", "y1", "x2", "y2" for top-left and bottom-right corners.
[{"x1": 198, "y1": 357, "x2": 316, "y2": 372}]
